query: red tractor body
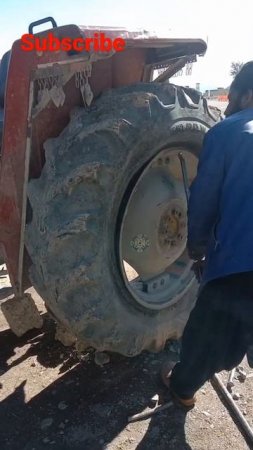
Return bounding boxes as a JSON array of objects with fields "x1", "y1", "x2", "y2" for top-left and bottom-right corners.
[{"x1": 0, "y1": 21, "x2": 206, "y2": 295}]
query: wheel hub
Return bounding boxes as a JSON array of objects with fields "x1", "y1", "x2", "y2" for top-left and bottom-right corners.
[
  {"x1": 119, "y1": 147, "x2": 198, "y2": 310},
  {"x1": 158, "y1": 201, "x2": 187, "y2": 252}
]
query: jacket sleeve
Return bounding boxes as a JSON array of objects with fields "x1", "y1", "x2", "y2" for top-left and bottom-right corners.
[{"x1": 187, "y1": 127, "x2": 225, "y2": 258}]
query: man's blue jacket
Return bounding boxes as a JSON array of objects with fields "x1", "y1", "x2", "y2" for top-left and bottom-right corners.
[{"x1": 188, "y1": 108, "x2": 253, "y2": 285}]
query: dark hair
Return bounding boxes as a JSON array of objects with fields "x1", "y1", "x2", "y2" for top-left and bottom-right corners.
[{"x1": 232, "y1": 61, "x2": 253, "y2": 95}]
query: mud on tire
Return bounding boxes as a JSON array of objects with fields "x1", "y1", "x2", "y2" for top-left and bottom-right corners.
[{"x1": 25, "y1": 83, "x2": 217, "y2": 356}]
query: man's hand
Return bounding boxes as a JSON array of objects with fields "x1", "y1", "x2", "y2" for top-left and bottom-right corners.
[{"x1": 188, "y1": 245, "x2": 205, "y2": 262}]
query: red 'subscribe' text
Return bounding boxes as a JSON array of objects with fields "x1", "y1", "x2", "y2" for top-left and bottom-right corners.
[{"x1": 21, "y1": 32, "x2": 126, "y2": 52}]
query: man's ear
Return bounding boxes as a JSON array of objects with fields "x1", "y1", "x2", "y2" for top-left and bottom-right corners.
[{"x1": 241, "y1": 89, "x2": 253, "y2": 108}]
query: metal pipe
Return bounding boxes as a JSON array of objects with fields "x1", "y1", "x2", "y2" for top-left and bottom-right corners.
[
  {"x1": 212, "y1": 373, "x2": 253, "y2": 445},
  {"x1": 128, "y1": 401, "x2": 173, "y2": 423},
  {"x1": 178, "y1": 152, "x2": 190, "y2": 206},
  {"x1": 227, "y1": 368, "x2": 236, "y2": 391}
]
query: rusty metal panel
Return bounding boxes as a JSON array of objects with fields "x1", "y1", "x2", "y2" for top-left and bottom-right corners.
[
  {"x1": 0, "y1": 25, "x2": 84, "y2": 290},
  {"x1": 0, "y1": 25, "x2": 148, "y2": 291}
]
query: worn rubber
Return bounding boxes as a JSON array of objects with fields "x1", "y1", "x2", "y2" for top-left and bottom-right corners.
[{"x1": 25, "y1": 82, "x2": 217, "y2": 356}]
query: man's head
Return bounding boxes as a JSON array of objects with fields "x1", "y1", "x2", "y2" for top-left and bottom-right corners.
[{"x1": 225, "y1": 61, "x2": 253, "y2": 117}]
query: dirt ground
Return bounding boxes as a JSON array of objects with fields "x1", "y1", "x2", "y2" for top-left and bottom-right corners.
[
  {"x1": 0, "y1": 266, "x2": 253, "y2": 450},
  {"x1": 208, "y1": 99, "x2": 228, "y2": 113}
]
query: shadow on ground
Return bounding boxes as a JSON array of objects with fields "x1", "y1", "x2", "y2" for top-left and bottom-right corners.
[{"x1": 0, "y1": 318, "x2": 192, "y2": 450}]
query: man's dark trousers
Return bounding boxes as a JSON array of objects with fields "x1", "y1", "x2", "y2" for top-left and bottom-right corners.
[{"x1": 170, "y1": 272, "x2": 253, "y2": 399}]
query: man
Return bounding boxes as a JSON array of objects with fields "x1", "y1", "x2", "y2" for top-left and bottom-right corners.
[{"x1": 162, "y1": 61, "x2": 253, "y2": 407}]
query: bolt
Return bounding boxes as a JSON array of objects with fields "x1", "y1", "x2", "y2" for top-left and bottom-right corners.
[
  {"x1": 153, "y1": 282, "x2": 157, "y2": 289},
  {"x1": 160, "y1": 279, "x2": 165, "y2": 285},
  {"x1": 165, "y1": 157, "x2": 170, "y2": 164},
  {"x1": 158, "y1": 158, "x2": 163, "y2": 165}
]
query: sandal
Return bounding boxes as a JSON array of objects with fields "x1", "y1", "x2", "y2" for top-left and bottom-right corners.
[{"x1": 161, "y1": 361, "x2": 196, "y2": 408}]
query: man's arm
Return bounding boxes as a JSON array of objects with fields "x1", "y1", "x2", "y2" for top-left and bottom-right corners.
[{"x1": 188, "y1": 127, "x2": 225, "y2": 259}]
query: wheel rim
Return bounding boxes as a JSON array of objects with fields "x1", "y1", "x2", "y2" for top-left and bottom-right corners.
[{"x1": 119, "y1": 147, "x2": 198, "y2": 310}]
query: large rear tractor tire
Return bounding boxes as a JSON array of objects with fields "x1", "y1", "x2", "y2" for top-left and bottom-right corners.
[{"x1": 25, "y1": 83, "x2": 217, "y2": 356}]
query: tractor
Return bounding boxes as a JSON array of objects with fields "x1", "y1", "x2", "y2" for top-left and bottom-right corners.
[{"x1": 0, "y1": 17, "x2": 219, "y2": 356}]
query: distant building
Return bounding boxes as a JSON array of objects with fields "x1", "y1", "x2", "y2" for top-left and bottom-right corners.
[{"x1": 204, "y1": 87, "x2": 229, "y2": 100}]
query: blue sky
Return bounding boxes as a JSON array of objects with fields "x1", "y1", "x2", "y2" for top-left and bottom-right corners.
[{"x1": 1, "y1": 0, "x2": 252, "y2": 91}]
